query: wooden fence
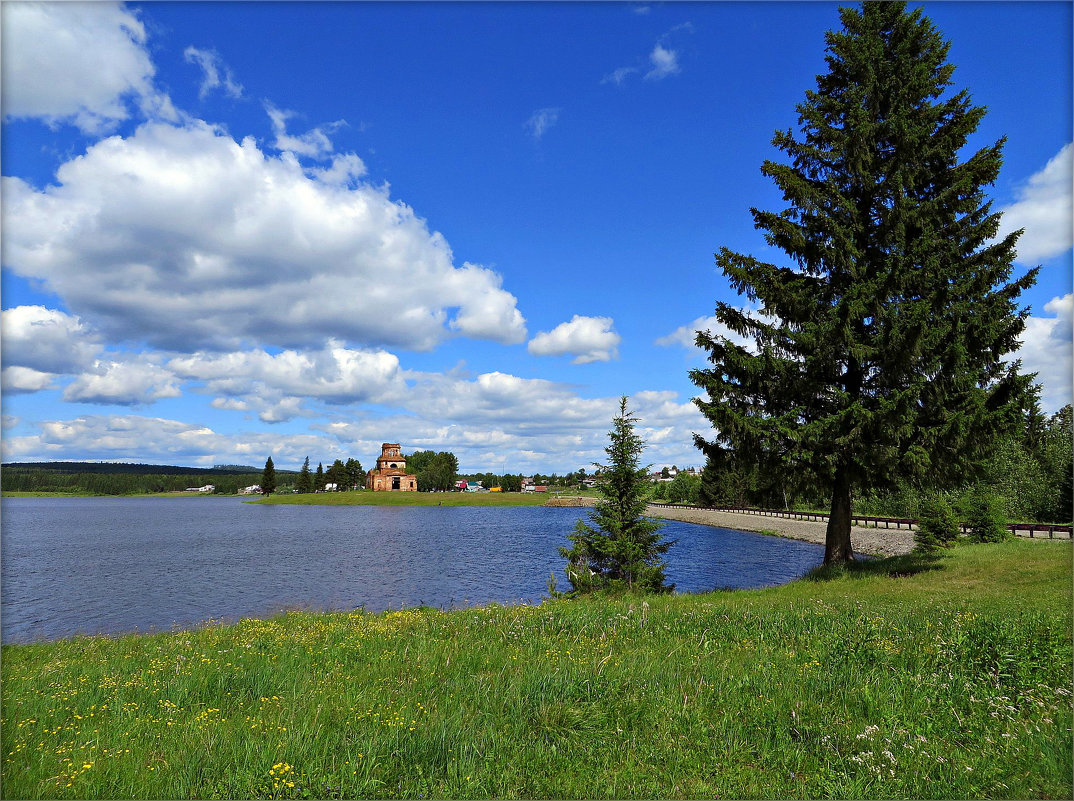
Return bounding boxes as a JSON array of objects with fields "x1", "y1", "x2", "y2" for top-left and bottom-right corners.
[{"x1": 647, "y1": 503, "x2": 1073, "y2": 539}]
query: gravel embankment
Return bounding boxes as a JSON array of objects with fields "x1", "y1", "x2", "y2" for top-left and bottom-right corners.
[
  {"x1": 645, "y1": 505, "x2": 916, "y2": 557},
  {"x1": 550, "y1": 499, "x2": 1068, "y2": 556}
]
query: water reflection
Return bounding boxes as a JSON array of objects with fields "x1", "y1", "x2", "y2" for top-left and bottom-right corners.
[{"x1": 1, "y1": 497, "x2": 824, "y2": 643}]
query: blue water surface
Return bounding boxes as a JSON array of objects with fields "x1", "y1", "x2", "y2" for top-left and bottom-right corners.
[{"x1": 1, "y1": 497, "x2": 824, "y2": 643}]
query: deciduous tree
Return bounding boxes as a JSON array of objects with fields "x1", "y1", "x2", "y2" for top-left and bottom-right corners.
[
  {"x1": 344, "y1": 458, "x2": 364, "y2": 490},
  {"x1": 666, "y1": 471, "x2": 701, "y2": 505},
  {"x1": 408, "y1": 450, "x2": 459, "y2": 492},
  {"x1": 325, "y1": 459, "x2": 347, "y2": 491}
]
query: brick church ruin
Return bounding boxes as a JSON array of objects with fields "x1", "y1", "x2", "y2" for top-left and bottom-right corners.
[{"x1": 366, "y1": 443, "x2": 418, "y2": 492}]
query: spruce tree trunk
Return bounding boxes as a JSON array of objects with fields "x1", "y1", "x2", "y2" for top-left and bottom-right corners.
[{"x1": 824, "y1": 466, "x2": 855, "y2": 565}]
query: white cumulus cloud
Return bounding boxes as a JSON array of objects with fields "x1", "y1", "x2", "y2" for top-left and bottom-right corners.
[
  {"x1": 1, "y1": 366, "x2": 56, "y2": 395},
  {"x1": 2, "y1": 372, "x2": 710, "y2": 473},
  {"x1": 63, "y1": 359, "x2": 182, "y2": 406},
  {"x1": 604, "y1": 24, "x2": 691, "y2": 86},
  {"x1": 1, "y1": 306, "x2": 101, "y2": 374},
  {"x1": 323, "y1": 374, "x2": 707, "y2": 472},
  {"x1": 645, "y1": 43, "x2": 680, "y2": 81},
  {"x1": 528, "y1": 315, "x2": 621, "y2": 364},
  {"x1": 655, "y1": 312, "x2": 759, "y2": 354},
  {"x1": 169, "y1": 343, "x2": 407, "y2": 422},
  {"x1": 1, "y1": 1, "x2": 174, "y2": 133},
  {"x1": 1, "y1": 120, "x2": 528, "y2": 352},
  {"x1": 525, "y1": 107, "x2": 560, "y2": 141},
  {"x1": 265, "y1": 102, "x2": 344, "y2": 160},
  {"x1": 0, "y1": 414, "x2": 332, "y2": 468},
  {"x1": 184, "y1": 46, "x2": 243, "y2": 100},
  {"x1": 1014, "y1": 294, "x2": 1073, "y2": 413},
  {"x1": 998, "y1": 143, "x2": 1073, "y2": 264},
  {"x1": 602, "y1": 66, "x2": 638, "y2": 86}
]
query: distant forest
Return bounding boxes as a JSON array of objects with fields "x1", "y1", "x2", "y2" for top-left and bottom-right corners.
[
  {"x1": 3, "y1": 461, "x2": 266, "y2": 475},
  {"x1": 0, "y1": 462, "x2": 292, "y2": 496}
]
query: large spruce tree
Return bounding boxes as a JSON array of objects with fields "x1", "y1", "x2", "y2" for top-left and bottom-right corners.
[{"x1": 691, "y1": 2, "x2": 1036, "y2": 564}]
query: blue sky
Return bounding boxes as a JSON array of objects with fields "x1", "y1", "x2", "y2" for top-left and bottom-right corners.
[{"x1": 2, "y1": 1, "x2": 1071, "y2": 475}]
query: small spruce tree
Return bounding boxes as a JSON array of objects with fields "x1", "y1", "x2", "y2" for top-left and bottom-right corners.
[
  {"x1": 260, "y1": 457, "x2": 276, "y2": 496},
  {"x1": 314, "y1": 462, "x2": 325, "y2": 492},
  {"x1": 965, "y1": 489, "x2": 1010, "y2": 543},
  {"x1": 559, "y1": 397, "x2": 676, "y2": 594},
  {"x1": 915, "y1": 495, "x2": 959, "y2": 552}
]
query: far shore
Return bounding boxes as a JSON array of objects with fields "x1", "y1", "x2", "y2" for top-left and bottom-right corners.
[
  {"x1": 249, "y1": 489, "x2": 560, "y2": 507},
  {"x1": 2, "y1": 490, "x2": 593, "y2": 505}
]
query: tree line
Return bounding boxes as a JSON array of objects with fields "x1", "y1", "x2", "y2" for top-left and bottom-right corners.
[
  {"x1": 678, "y1": 400, "x2": 1072, "y2": 525},
  {"x1": 1, "y1": 461, "x2": 262, "y2": 476},
  {"x1": 407, "y1": 451, "x2": 460, "y2": 492},
  {"x1": 260, "y1": 451, "x2": 462, "y2": 494},
  {"x1": 1, "y1": 468, "x2": 265, "y2": 496},
  {"x1": 283, "y1": 455, "x2": 367, "y2": 493}
]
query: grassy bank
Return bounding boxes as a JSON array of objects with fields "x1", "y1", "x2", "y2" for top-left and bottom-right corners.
[
  {"x1": 2, "y1": 541, "x2": 1070, "y2": 799},
  {"x1": 250, "y1": 490, "x2": 553, "y2": 507}
]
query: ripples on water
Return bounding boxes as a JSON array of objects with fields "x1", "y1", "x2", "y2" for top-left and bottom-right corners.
[{"x1": 1, "y1": 497, "x2": 825, "y2": 643}]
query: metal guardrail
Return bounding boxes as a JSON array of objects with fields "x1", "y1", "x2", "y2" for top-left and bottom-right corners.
[{"x1": 647, "y1": 503, "x2": 1073, "y2": 539}]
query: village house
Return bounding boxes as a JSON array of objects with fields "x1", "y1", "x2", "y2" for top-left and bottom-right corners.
[{"x1": 365, "y1": 443, "x2": 418, "y2": 491}]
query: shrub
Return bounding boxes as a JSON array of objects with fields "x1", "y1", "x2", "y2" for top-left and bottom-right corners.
[
  {"x1": 666, "y1": 472, "x2": 700, "y2": 505},
  {"x1": 965, "y1": 490, "x2": 1011, "y2": 543},
  {"x1": 916, "y1": 495, "x2": 959, "y2": 552}
]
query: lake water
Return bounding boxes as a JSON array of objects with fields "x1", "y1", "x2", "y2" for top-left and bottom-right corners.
[{"x1": 1, "y1": 496, "x2": 825, "y2": 643}]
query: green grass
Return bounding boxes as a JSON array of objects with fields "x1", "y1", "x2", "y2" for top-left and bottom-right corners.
[
  {"x1": 2, "y1": 541, "x2": 1070, "y2": 799},
  {"x1": 250, "y1": 490, "x2": 554, "y2": 507}
]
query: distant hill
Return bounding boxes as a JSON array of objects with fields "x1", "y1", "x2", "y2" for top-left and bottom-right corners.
[
  {"x1": 1, "y1": 461, "x2": 298, "y2": 496},
  {"x1": 2, "y1": 462, "x2": 296, "y2": 476}
]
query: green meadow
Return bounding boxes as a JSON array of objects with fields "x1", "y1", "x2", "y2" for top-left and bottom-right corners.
[{"x1": 2, "y1": 540, "x2": 1070, "y2": 799}]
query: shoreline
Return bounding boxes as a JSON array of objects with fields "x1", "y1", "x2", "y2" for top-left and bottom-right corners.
[
  {"x1": 644, "y1": 505, "x2": 1071, "y2": 556},
  {"x1": 645, "y1": 504, "x2": 916, "y2": 557},
  {"x1": 548, "y1": 496, "x2": 914, "y2": 557}
]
